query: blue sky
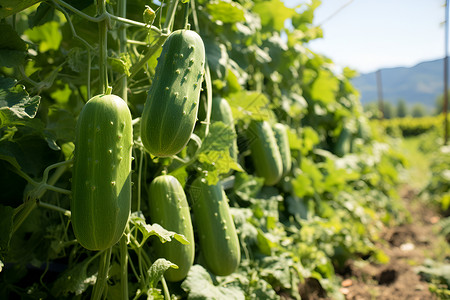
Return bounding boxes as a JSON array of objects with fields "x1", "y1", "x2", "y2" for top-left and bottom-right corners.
[{"x1": 284, "y1": 0, "x2": 446, "y2": 74}]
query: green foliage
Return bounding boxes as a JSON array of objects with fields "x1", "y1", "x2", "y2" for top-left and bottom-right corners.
[{"x1": 0, "y1": 0, "x2": 413, "y2": 299}]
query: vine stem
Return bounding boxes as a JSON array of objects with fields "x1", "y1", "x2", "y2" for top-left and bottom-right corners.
[
  {"x1": 91, "y1": 247, "x2": 112, "y2": 300},
  {"x1": 97, "y1": 0, "x2": 109, "y2": 94},
  {"x1": 117, "y1": 0, "x2": 128, "y2": 102},
  {"x1": 163, "y1": 0, "x2": 180, "y2": 32},
  {"x1": 120, "y1": 235, "x2": 129, "y2": 300}
]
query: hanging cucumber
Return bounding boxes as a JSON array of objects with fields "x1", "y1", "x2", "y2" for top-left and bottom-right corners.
[
  {"x1": 190, "y1": 177, "x2": 240, "y2": 276},
  {"x1": 148, "y1": 174, "x2": 195, "y2": 282},
  {"x1": 71, "y1": 94, "x2": 132, "y2": 251},
  {"x1": 210, "y1": 97, "x2": 238, "y2": 161},
  {"x1": 272, "y1": 123, "x2": 292, "y2": 176},
  {"x1": 248, "y1": 120, "x2": 283, "y2": 186},
  {"x1": 140, "y1": 29, "x2": 205, "y2": 157}
]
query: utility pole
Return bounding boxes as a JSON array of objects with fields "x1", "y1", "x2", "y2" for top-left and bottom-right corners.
[
  {"x1": 444, "y1": 0, "x2": 449, "y2": 144},
  {"x1": 376, "y1": 69, "x2": 384, "y2": 119}
]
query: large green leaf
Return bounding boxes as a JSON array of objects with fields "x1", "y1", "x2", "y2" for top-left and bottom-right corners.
[
  {"x1": 25, "y1": 21, "x2": 62, "y2": 52},
  {"x1": 0, "y1": 24, "x2": 28, "y2": 68},
  {"x1": 253, "y1": 0, "x2": 296, "y2": 32},
  {"x1": 206, "y1": 0, "x2": 245, "y2": 23},
  {"x1": 181, "y1": 264, "x2": 245, "y2": 299}
]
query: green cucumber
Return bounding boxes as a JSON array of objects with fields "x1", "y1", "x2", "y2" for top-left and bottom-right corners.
[
  {"x1": 248, "y1": 120, "x2": 283, "y2": 186},
  {"x1": 333, "y1": 126, "x2": 352, "y2": 157},
  {"x1": 71, "y1": 94, "x2": 132, "y2": 251},
  {"x1": 272, "y1": 123, "x2": 291, "y2": 176},
  {"x1": 190, "y1": 177, "x2": 240, "y2": 276},
  {"x1": 141, "y1": 29, "x2": 205, "y2": 157},
  {"x1": 148, "y1": 174, "x2": 195, "y2": 282},
  {"x1": 210, "y1": 97, "x2": 238, "y2": 161}
]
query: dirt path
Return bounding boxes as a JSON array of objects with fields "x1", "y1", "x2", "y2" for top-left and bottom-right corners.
[{"x1": 339, "y1": 187, "x2": 441, "y2": 300}]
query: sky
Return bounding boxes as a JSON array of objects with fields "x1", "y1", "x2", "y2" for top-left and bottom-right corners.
[{"x1": 284, "y1": 0, "x2": 446, "y2": 74}]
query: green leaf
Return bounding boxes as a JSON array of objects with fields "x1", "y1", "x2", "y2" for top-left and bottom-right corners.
[
  {"x1": 199, "y1": 122, "x2": 236, "y2": 153},
  {"x1": 148, "y1": 258, "x2": 178, "y2": 288},
  {"x1": 0, "y1": 76, "x2": 41, "y2": 125},
  {"x1": 233, "y1": 172, "x2": 264, "y2": 202},
  {"x1": 181, "y1": 264, "x2": 245, "y2": 299},
  {"x1": 25, "y1": 21, "x2": 62, "y2": 52},
  {"x1": 310, "y1": 69, "x2": 339, "y2": 104},
  {"x1": 253, "y1": 0, "x2": 296, "y2": 32},
  {"x1": 227, "y1": 90, "x2": 272, "y2": 121},
  {"x1": 198, "y1": 150, "x2": 242, "y2": 185},
  {"x1": 45, "y1": 107, "x2": 76, "y2": 143},
  {"x1": 206, "y1": 0, "x2": 246, "y2": 23},
  {"x1": 109, "y1": 53, "x2": 132, "y2": 76},
  {"x1": 0, "y1": 205, "x2": 14, "y2": 260},
  {"x1": 197, "y1": 122, "x2": 243, "y2": 184},
  {"x1": 28, "y1": 2, "x2": 55, "y2": 28},
  {"x1": 0, "y1": 0, "x2": 42, "y2": 18},
  {"x1": 0, "y1": 24, "x2": 28, "y2": 67},
  {"x1": 51, "y1": 256, "x2": 97, "y2": 297},
  {"x1": 129, "y1": 211, "x2": 190, "y2": 245}
]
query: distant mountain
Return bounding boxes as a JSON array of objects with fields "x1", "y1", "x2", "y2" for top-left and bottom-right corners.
[{"x1": 351, "y1": 58, "x2": 445, "y2": 110}]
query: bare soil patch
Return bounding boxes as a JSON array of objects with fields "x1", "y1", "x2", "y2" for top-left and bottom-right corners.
[{"x1": 339, "y1": 186, "x2": 440, "y2": 300}]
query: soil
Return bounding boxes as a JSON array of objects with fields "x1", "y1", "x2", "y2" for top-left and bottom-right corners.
[
  {"x1": 339, "y1": 186, "x2": 441, "y2": 300},
  {"x1": 297, "y1": 186, "x2": 445, "y2": 300}
]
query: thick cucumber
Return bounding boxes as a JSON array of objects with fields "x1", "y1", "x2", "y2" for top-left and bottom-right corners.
[
  {"x1": 190, "y1": 177, "x2": 240, "y2": 276},
  {"x1": 140, "y1": 29, "x2": 205, "y2": 157},
  {"x1": 248, "y1": 120, "x2": 283, "y2": 186},
  {"x1": 148, "y1": 174, "x2": 195, "y2": 282},
  {"x1": 210, "y1": 97, "x2": 238, "y2": 161},
  {"x1": 272, "y1": 123, "x2": 291, "y2": 176},
  {"x1": 71, "y1": 94, "x2": 132, "y2": 251}
]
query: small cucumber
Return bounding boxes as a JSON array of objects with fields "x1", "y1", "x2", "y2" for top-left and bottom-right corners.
[
  {"x1": 148, "y1": 174, "x2": 195, "y2": 282},
  {"x1": 248, "y1": 120, "x2": 283, "y2": 186},
  {"x1": 190, "y1": 177, "x2": 240, "y2": 276},
  {"x1": 141, "y1": 29, "x2": 205, "y2": 157},
  {"x1": 272, "y1": 123, "x2": 291, "y2": 176},
  {"x1": 71, "y1": 94, "x2": 132, "y2": 251}
]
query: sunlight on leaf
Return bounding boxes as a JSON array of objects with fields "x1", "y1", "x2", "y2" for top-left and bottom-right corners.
[{"x1": 25, "y1": 21, "x2": 62, "y2": 52}]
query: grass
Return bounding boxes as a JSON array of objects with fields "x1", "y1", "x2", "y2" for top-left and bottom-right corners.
[{"x1": 398, "y1": 136, "x2": 433, "y2": 190}]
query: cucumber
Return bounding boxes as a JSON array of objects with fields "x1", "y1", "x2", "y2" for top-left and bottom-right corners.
[
  {"x1": 248, "y1": 120, "x2": 283, "y2": 186},
  {"x1": 272, "y1": 123, "x2": 291, "y2": 176},
  {"x1": 148, "y1": 174, "x2": 195, "y2": 282},
  {"x1": 210, "y1": 97, "x2": 238, "y2": 161},
  {"x1": 71, "y1": 94, "x2": 132, "y2": 251},
  {"x1": 140, "y1": 29, "x2": 205, "y2": 157},
  {"x1": 333, "y1": 126, "x2": 352, "y2": 157},
  {"x1": 190, "y1": 177, "x2": 240, "y2": 276}
]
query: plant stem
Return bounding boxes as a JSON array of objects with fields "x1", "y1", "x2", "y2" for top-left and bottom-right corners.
[
  {"x1": 97, "y1": 0, "x2": 109, "y2": 94},
  {"x1": 117, "y1": 0, "x2": 128, "y2": 102},
  {"x1": 37, "y1": 200, "x2": 71, "y2": 217},
  {"x1": 91, "y1": 247, "x2": 112, "y2": 300},
  {"x1": 137, "y1": 149, "x2": 144, "y2": 212},
  {"x1": 53, "y1": 0, "x2": 106, "y2": 22},
  {"x1": 183, "y1": 1, "x2": 190, "y2": 30},
  {"x1": 127, "y1": 34, "x2": 168, "y2": 80},
  {"x1": 161, "y1": 277, "x2": 170, "y2": 299},
  {"x1": 163, "y1": 0, "x2": 180, "y2": 32},
  {"x1": 120, "y1": 235, "x2": 129, "y2": 300}
]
